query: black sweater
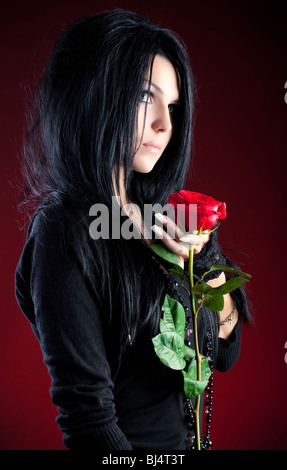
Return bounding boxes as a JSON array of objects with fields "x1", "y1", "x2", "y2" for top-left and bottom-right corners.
[{"x1": 15, "y1": 207, "x2": 243, "y2": 450}]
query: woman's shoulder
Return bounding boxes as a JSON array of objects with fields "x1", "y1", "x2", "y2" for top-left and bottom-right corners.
[
  {"x1": 24, "y1": 199, "x2": 103, "y2": 278},
  {"x1": 25, "y1": 202, "x2": 68, "y2": 248},
  {"x1": 27, "y1": 198, "x2": 90, "y2": 244},
  {"x1": 22, "y1": 199, "x2": 92, "y2": 269}
]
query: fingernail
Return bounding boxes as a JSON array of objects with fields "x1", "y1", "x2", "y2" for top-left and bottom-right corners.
[
  {"x1": 179, "y1": 235, "x2": 196, "y2": 243},
  {"x1": 151, "y1": 225, "x2": 164, "y2": 238},
  {"x1": 154, "y1": 213, "x2": 167, "y2": 224}
]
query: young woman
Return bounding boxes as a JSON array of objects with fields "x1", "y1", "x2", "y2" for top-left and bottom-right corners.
[{"x1": 15, "y1": 10, "x2": 250, "y2": 450}]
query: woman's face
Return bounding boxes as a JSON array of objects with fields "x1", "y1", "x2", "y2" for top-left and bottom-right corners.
[{"x1": 132, "y1": 54, "x2": 180, "y2": 173}]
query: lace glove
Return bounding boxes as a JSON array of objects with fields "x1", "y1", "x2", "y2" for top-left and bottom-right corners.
[{"x1": 187, "y1": 227, "x2": 226, "y2": 281}]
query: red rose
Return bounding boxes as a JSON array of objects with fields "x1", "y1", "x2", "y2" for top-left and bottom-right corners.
[{"x1": 167, "y1": 190, "x2": 227, "y2": 232}]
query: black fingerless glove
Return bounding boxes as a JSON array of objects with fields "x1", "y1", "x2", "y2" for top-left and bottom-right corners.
[{"x1": 189, "y1": 227, "x2": 226, "y2": 281}]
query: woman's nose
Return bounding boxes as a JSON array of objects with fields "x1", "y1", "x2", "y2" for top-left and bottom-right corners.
[{"x1": 151, "y1": 106, "x2": 172, "y2": 133}]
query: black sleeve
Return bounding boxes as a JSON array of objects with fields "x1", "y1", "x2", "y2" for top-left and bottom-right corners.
[
  {"x1": 215, "y1": 319, "x2": 242, "y2": 372},
  {"x1": 214, "y1": 277, "x2": 250, "y2": 372},
  {"x1": 15, "y1": 209, "x2": 132, "y2": 450}
]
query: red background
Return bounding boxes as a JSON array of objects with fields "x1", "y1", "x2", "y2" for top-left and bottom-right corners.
[{"x1": 1, "y1": 0, "x2": 287, "y2": 450}]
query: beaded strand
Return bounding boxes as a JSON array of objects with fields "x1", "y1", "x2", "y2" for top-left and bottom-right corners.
[{"x1": 201, "y1": 331, "x2": 214, "y2": 450}]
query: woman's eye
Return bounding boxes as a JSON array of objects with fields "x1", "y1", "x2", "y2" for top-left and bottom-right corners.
[
  {"x1": 168, "y1": 104, "x2": 175, "y2": 114},
  {"x1": 140, "y1": 91, "x2": 152, "y2": 103}
]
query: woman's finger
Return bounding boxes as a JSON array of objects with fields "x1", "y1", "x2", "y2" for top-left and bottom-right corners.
[
  {"x1": 154, "y1": 212, "x2": 185, "y2": 240},
  {"x1": 180, "y1": 232, "x2": 210, "y2": 247},
  {"x1": 154, "y1": 212, "x2": 210, "y2": 247},
  {"x1": 151, "y1": 225, "x2": 189, "y2": 259}
]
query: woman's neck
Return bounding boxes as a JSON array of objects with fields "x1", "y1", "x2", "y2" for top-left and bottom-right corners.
[{"x1": 113, "y1": 167, "x2": 151, "y2": 243}]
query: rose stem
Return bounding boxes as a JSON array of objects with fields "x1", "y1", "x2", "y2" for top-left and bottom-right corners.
[{"x1": 189, "y1": 245, "x2": 201, "y2": 451}]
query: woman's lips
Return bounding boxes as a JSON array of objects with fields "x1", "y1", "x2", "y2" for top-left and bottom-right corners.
[{"x1": 142, "y1": 142, "x2": 162, "y2": 154}]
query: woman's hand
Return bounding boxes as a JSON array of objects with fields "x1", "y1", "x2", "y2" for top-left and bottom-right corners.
[{"x1": 151, "y1": 213, "x2": 210, "y2": 268}]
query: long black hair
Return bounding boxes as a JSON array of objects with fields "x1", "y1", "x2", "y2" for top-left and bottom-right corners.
[{"x1": 20, "y1": 10, "x2": 196, "y2": 354}]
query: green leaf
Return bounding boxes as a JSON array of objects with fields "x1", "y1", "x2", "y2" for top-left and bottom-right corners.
[
  {"x1": 149, "y1": 244, "x2": 187, "y2": 282},
  {"x1": 182, "y1": 371, "x2": 207, "y2": 398},
  {"x1": 182, "y1": 357, "x2": 211, "y2": 399},
  {"x1": 152, "y1": 332, "x2": 187, "y2": 370},
  {"x1": 201, "y1": 357, "x2": 212, "y2": 381},
  {"x1": 193, "y1": 276, "x2": 249, "y2": 312},
  {"x1": 159, "y1": 318, "x2": 175, "y2": 333},
  {"x1": 203, "y1": 294, "x2": 224, "y2": 311},
  {"x1": 168, "y1": 268, "x2": 188, "y2": 282},
  {"x1": 191, "y1": 283, "x2": 212, "y2": 298},
  {"x1": 168, "y1": 264, "x2": 184, "y2": 275},
  {"x1": 207, "y1": 277, "x2": 249, "y2": 296},
  {"x1": 192, "y1": 276, "x2": 249, "y2": 312},
  {"x1": 149, "y1": 244, "x2": 179, "y2": 266},
  {"x1": 183, "y1": 345, "x2": 196, "y2": 361},
  {"x1": 202, "y1": 264, "x2": 252, "y2": 280},
  {"x1": 161, "y1": 294, "x2": 186, "y2": 339}
]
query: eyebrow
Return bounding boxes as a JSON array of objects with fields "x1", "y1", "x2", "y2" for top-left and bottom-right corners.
[
  {"x1": 150, "y1": 81, "x2": 164, "y2": 94},
  {"x1": 144, "y1": 80, "x2": 181, "y2": 103}
]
